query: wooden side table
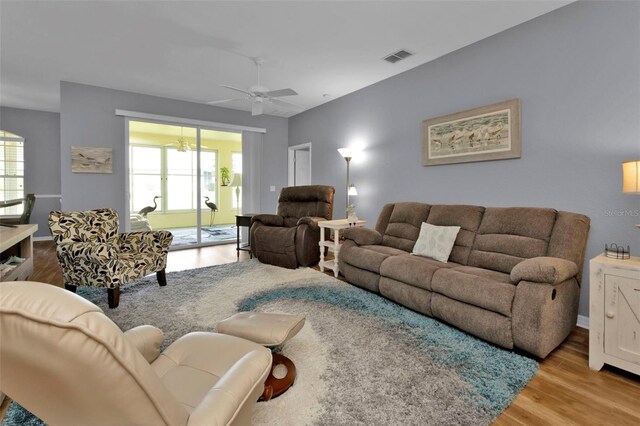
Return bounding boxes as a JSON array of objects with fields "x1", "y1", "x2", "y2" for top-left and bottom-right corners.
[
  {"x1": 0, "y1": 224, "x2": 38, "y2": 281},
  {"x1": 318, "y1": 219, "x2": 366, "y2": 278},
  {"x1": 236, "y1": 214, "x2": 256, "y2": 259},
  {"x1": 589, "y1": 254, "x2": 640, "y2": 375}
]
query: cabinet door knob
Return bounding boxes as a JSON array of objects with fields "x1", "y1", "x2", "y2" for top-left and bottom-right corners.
[{"x1": 606, "y1": 311, "x2": 615, "y2": 319}]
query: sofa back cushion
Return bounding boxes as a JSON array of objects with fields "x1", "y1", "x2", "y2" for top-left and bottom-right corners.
[
  {"x1": 546, "y1": 211, "x2": 590, "y2": 284},
  {"x1": 426, "y1": 205, "x2": 484, "y2": 265},
  {"x1": 49, "y1": 208, "x2": 119, "y2": 244},
  {"x1": 276, "y1": 185, "x2": 335, "y2": 223},
  {"x1": 377, "y1": 202, "x2": 431, "y2": 252},
  {"x1": 468, "y1": 207, "x2": 557, "y2": 274}
]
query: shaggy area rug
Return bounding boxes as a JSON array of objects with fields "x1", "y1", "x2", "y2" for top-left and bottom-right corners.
[{"x1": 3, "y1": 260, "x2": 538, "y2": 425}]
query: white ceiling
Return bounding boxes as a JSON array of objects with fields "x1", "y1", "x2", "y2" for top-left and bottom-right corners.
[{"x1": 0, "y1": 1, "x2": 571, "y2": 118}]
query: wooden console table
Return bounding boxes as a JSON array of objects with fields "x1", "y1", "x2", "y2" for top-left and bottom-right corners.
[{"x1": 0, "y1": 224, "x2": 38, "y2": 281}]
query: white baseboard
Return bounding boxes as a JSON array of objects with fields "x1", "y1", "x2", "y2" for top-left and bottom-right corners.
[
  {"x1": 33, "y1": 236, "x2": 53, "y2": 242},
  {"x1": 576, "y1": 314, "x2": 589, "y2": 329}
]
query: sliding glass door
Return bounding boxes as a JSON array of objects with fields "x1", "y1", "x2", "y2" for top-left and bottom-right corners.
[{"x1": 128, "y1": 121, "x2": 241, "y2": 249}]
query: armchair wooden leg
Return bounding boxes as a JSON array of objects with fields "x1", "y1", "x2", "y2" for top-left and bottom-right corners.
[
  {"x1": 107, "y1": 287, "x2": 120, "y2": 309},
  {"x1": 157, "y1": 269, "x2": 167, "y2": 287},
  {"x1": 65, "y1": 284, "x2": 77, "y2": 293}
]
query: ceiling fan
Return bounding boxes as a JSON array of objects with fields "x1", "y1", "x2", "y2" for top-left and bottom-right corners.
[
  {"x1": 207, "y1": 58, "x2": 302, "y2": 116},
  {"x1": 164, "y1": 127, "x2": 193, "y2": 152}
]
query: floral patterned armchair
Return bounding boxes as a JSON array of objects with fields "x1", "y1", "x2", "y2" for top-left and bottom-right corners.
[{"x1": 48, "y1": 208, "x2": 173, "y2": 308}]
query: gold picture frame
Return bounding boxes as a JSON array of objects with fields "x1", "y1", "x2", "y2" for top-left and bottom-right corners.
[{"x1": 422, "y1": 98, "x2": 521, "y2": 166}]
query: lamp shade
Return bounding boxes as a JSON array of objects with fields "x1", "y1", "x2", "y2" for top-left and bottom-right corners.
[
  {"x1": 622, "y1": 160, "x2": 640, "y2": 194},
  {"x1": 230, "y1": 173, "x2": 242, "y2": 187},
  {"x1": 338, "y1": 147, "x2": 355, "y2": 159},
  {"x1": 348, "y1": 184, "x2": 358, "y2": 196}
]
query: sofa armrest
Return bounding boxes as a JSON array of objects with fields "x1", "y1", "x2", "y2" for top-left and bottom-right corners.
[
  {"x1": 251, "y1": 214, "x2": 284, "y2": 227},
  {"x1": 124, "y1": 325, "x2": 164, "y2": 363},
  {"x1": 57, "y1": 241, "x2": 119, "y2": 264},
  {"x1": 119, "y1": 231, "x2": 173, "y2": 254},
  {"x1": 296, "y1": 216, "x2": 327, "y2": 230},
  {"x1": 342, "y1": 227, "x2": 382, "y2": 246},
  {"x1": 511, "y1": 256, "x2": 579, "y2": 285}
]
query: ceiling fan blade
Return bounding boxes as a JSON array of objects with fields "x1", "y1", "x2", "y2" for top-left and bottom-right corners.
[
  {"x1": 270, "y1": 98, "x2": 304, "y2": 110},
  {"x1": 252, "y1": 101, "x2": 264, "y2": 116},
  {"x1": 266, "y1": 88, "x2": 297, "y2": 98},
  {"x1": 220, "y1": 85, "x2": 254, "y2": 96},
  {"x1": 207, "y1": 97, "x2": 246, "y2": 105}
]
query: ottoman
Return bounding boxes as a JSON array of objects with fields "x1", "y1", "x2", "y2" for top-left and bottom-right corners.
[{"x1": 216, "y1": 312, "x2": 305, "y2": 401}]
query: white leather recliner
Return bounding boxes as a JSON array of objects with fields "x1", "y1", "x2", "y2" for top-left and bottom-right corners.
[{"x1": 0, "y1": 281, "x2": 272, "y2": 426}]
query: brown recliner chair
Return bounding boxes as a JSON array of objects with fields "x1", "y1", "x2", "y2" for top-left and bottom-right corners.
[{"x1": 251, "y1": 185, "x2": 335, "y2": 269}]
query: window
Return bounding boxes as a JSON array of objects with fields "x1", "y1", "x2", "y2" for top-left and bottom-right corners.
[
  {"x1": 231, "y1": 151, "x2": 242, "y2": 209},
  {"x1": 166, "y1": 148, "x2": 197, "y2": 210},
  {"x1": 130, "y1": 144, "x2": 217, "y2": 213},
  {"x1": 201, "y1": 150, "x2": 217, "y2": 205},
  {"x1": 130, "y1": 146, "x2": 161, "y2": 213},
  {"x1": 0, "y1": 131, "x2": 25, "y2": 215}
]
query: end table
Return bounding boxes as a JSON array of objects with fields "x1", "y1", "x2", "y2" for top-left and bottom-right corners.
[
  {"x1": 235, "y1": 214, "x2": 256, "y2": 259},
  {"x1": 318, "y1": 219, "x2": 366, "y2": 278}
]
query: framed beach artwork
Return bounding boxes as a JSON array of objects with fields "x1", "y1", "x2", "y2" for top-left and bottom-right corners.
[
  {"x1": 422, "y1": 98, "x2": 521, "y2": 166},
  {"x1": 71, "y1": 146, "x2": 113, "y2": 173}
]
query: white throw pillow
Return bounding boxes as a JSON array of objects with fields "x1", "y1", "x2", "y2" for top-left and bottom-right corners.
[{"x1": 411, "y1": 223, "x2": 461, "y2": 263}]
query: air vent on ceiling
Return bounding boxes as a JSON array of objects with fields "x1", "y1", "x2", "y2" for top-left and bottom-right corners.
[{"x1": 383, "y1": 49, "x2": 413, "y2": 64}]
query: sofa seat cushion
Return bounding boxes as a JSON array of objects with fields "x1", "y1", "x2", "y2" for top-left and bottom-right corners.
[
  {"x1": 449, "y1": 266, "x2": 512, "y2": 284},
  {"x1": 380, "y1": 254, "x2": 457, "y2": 291},
  {"x1": 431, "y1": 268, "x2": 516, "y2": 317},
  {"x1": 342, "y1": 245, "x2": 407, "y2": 274}
]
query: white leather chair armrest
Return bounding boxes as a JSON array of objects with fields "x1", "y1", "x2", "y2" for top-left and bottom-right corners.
[
  {"x1": 188, "y1": 349, "x2": 273, "y2": 426},
  {"x1": 152, "y1": 332, "x2": 272, "y2": 426},
  {"x1": 123, "y1": 325, "x2": 164, "y2": 363}
]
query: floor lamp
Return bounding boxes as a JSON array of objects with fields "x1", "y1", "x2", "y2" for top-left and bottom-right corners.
[
  {"x1": 338, "y1": 148, "x2": 356, "y2": 217},
  {"x1": 230, "y1": 173, "x2": 242, "y2": 215}
]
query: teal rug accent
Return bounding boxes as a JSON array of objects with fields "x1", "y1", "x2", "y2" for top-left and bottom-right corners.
[
  {"x1": 239, "y1": 286, "x2": 537, "y2": 416},
  {"x1": 2, "y1": 260, "x2": 537, "y2": 425}
]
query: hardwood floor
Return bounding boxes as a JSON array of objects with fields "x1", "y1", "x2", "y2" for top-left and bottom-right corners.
[{"x1": 4, "y1": 241, "x2": 640, "y2": 425}]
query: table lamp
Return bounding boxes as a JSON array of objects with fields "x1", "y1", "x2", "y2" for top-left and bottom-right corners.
[{"x1": 622, "y1": 160, "x2": 639, "y2": 229}]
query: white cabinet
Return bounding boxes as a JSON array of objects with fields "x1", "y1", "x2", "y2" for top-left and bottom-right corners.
[{"x1": 589, "y1": 254, "x2": 640, "y2": 375}]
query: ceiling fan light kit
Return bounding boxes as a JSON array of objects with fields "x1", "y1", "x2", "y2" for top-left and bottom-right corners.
[{"x1": 207, "y1": 58, "x2": 302, "y2": 116}]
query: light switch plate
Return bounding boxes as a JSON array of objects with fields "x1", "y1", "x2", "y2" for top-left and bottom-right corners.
[{"x1": 270, "y1": 186, "x2": 276, "y2": 192}]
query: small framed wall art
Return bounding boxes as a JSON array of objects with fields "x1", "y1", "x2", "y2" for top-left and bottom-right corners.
[
  {"x1": 71, "y1": 146, "x2": 113, "y2": 173},
  {"x1": 422, "y1": 98, "x2": 521, "y2": 166}
]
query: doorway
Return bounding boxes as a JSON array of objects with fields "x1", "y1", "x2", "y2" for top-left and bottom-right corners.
[
  {"x1": 127, "y1": 120, "x2": 242, "y2": 249},
  {"x1": 288, "y1": 143, "x2": 312, "y2": 186}
]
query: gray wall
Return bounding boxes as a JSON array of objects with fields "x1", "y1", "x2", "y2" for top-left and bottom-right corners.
[
  {"x1": 289, "y1": 1, "x2": 640, "y2": 318},
  {"x1": 0, "y1": 106, "x2": 61, "y2": 237},
  {"x1": 60, "y1": 82, "x2": 288, "y2": 225}
]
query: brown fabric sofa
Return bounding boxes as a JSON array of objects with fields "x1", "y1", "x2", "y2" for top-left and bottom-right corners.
[
  {"x1": 251, "y1": 185, "x2": 335, "y2": 269},
  {"x1": 338, "y1": 202, "x2": 590, "y2": 358}
]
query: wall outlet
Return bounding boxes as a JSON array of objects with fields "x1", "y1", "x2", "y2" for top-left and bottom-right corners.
[{"x1": 270, "y1": 186, "x2": 276, "y2": 192}]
